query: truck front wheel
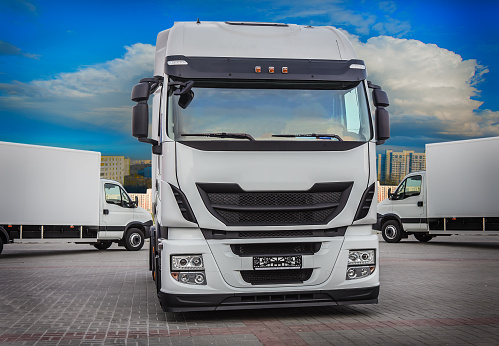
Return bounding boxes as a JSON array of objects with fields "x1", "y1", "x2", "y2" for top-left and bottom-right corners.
[
  {"x1": 125, "y1": 228, "x2": 144, "y2": 251},
  {"x1": 382, "y1": 220, "x2": 403, "y2": 243},
  {"x1": 414, "y1": 233, "x2": 433, "y2": 242}
]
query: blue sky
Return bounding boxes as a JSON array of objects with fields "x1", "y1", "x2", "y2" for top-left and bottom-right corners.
[{"x1": 0, "y1": 0, "x2": 498, "y2": 158}]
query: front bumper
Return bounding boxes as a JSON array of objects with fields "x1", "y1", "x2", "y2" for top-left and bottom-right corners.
[{"x1": 158, "y1": 286, "x2": 379, "y2": 312}]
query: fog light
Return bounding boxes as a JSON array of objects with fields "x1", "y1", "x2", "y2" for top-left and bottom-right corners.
[
  {"x1": 195, "y1": 273, "x2": 205, "y2": 284},
  {"x1": 346, "y1": 265, "x2": 375, "y2": 280},
  {"x1": 171, "y1": 271, "x2": 207, "y2": 285}
]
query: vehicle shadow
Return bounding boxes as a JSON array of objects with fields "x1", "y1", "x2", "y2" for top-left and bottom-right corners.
[
  {"x1": 0, "y1": 247, "x2": 125, "y2": 259},
  {"x1": 405, "y1": 239, "x2": 499, "y2": 250},
  {"x1": 160, "y1": 303, "x2": 374, "y2": 322}
]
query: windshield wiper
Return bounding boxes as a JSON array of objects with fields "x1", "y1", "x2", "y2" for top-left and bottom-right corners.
[
  {"x1": 180, "y1": 132, "x2": 255, "y2": 141},
  {"x1": 272, "y1": 133, "x2": 343, "y2": 141}
]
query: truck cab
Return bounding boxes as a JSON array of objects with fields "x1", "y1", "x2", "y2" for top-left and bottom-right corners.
[
  {"x1": 97, "y1": 179, "x2": 153, "y2": 250},
  {"x1": 131, "y1": 21, "x2": 390, "y2": 311},
  {"x1": 377, "y1": 171, "x2": 428, "y2": 242}
]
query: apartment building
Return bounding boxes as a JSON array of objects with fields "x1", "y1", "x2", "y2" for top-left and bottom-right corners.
[
  {"x1": 377, "y1": 150, "x2": 426, "y2": 185},
  {"x1": 100, "y1": 156, "x2": 130, "y2": 185}
]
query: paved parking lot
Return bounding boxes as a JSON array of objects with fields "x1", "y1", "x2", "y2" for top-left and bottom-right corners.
[{"x1": 1, "y1": 235, "x2": 498, "y2": 345}]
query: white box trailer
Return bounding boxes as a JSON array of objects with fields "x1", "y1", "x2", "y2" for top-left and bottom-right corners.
[
  {"x1": 0, "y1": 142, "x2": 153, "y2": 254},
  {"x1": 377, "y1": 137, "x2": 499, "y2": 242}
]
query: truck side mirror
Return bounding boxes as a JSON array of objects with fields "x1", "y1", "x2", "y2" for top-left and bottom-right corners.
[
  {"x1": 132, "y1": 101, "x2": 149, "y2": 138},
  {"x1": 131, "y1": 82, "x2": 151, "y2": 102},
  {"x1": 178, "y1": 90, "x2": 194, "y2": 109},
  {"x1": 131, "y1": 76, "x2": 163, "y2": 155},
  {"x1": 134, "y1": 196, "x2": 139, "y2": 207},
  {"x1": 373, "y1": 89, "x2": 389, "y2": 107},
  {"x1": 376, "y1": 107, "x2": 390, "y2": 143},
  {"x1": 388, "y1": 188, "x2": 392, "y2": 198}
]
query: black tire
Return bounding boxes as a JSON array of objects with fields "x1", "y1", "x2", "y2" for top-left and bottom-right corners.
[
  {"x1": 149, "y1": 227, "x2": 156, "y2": 273},
  {"x1": 414, "y1": 233, "x2": 433, "y2": 242},
  {"x1": 93, "y1": 241, "x2": 112, "y2": 250},
  {"x1": 382, "y1": 220, "x2": 403, "y2": 243},
  {"x1": 155, "y1": 254, "x2": 161, "y2": 293},
  {"x1": 124, "y1": 228, "x2": 145, "y2": 251},
  {"x1": 0, "y1": 237, "x2": 3, "y2": 255}
]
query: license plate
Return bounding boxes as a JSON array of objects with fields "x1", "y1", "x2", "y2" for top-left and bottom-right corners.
[{"x1": 253, "y1": 255, "x2": 302, "y2": 270}]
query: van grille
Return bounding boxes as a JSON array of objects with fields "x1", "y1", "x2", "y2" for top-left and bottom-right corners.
[{"x1": 197, "y1": 182, "x2": 352, "y2": 226}]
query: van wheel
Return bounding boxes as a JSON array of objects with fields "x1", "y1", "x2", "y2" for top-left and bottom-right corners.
[
  {"x1": 382, "y1": 220, "x2": 403, "y2": 243},
  {"x1": 93, "y1": 241, "x2": 112, "y2": 250},
  {"x1": 0, "y1": 237, "x2": 3, "y2": 255},
  {"x1": 125, "y1": 228, "x2": 144, "y2": 251},
  {"x1": 414, "y1": 233, "x2": 433, "y2": 242}
]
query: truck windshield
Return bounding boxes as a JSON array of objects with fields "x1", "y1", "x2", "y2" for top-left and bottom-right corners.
[{"x1": 167, "y1": 80, "x2": 371, "y2": 142}]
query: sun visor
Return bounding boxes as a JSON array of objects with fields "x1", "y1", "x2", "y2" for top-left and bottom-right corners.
[{"x1": 166, "y1": 55, "x2": 367, "y2": 81}]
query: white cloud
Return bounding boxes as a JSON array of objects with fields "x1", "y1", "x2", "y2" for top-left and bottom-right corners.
[
  {"x1": 269, "y1": 0, "x2": 410, "y2": 37},
  {"x1": 1, "y1": 30, "x2": 497, "y2": 140},
  {"x1": 341, "y1": 31, "x2": 498, "y2": 137},
  {"x1": 0, "y1": 43, "x2": 155, "y2": 130}
]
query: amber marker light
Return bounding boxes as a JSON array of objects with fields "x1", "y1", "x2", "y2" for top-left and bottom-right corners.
[
  {"x1": 255, "y1": 66, "x2": 261, "y2": 73},
  {"x1": 282, "y1": 67, "x2": 288, "y2": 74},
  {"x1": 268, "y1": 66, "x2": 275, "y2": 73}
]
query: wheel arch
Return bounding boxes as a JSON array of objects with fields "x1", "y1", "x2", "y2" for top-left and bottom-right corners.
[
  {"x1": 380, "y1": 214, "x2": 403, "y2": 231},
  {"x1": 125, "y1": 221, "x2": 151, "y2": 238}
]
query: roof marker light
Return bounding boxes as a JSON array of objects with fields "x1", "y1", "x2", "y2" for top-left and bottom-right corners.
[
  {"x1": 282, "y1": 67, "x2": 288, "y2": 74},
  {"x1": 268, "y1": 66, "x2": 275, "y2": 73},
  {"x1": 350, "y1": 63, "x2": 366, "y2": 70},
  {"x1": 167, "y1": 60, "x2": 188, "y2": 66},
  {"x1": 255, "y1": 66, "x2": 262, "y2": 73}
]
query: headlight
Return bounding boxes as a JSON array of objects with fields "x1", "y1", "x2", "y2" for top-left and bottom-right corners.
[
  {"x1": 346, "y1": 249, "x2": 376, "y2": 280},
  {"x1": 348, "y1": 250, "x2": 375, "y2": 266},
  {"x1": 171, "y1": 254, "x2": 204, "y2": 270}
]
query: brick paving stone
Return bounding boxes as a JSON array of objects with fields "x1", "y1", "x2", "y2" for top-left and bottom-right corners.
[{"x1": 1, "y1": 236, "x2": 499, "y2": 345}]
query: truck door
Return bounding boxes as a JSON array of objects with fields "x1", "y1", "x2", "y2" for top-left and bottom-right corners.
[
  {"x1": 391, "y1": 175, "x2": 424, "y2": 231},
  {"x1": 100, "y1": 183, "x2": 135, "y2": 238}
]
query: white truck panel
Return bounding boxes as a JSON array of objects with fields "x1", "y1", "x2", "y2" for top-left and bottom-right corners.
[
  {"x1": 0, "y1": 142, "x2": 100, "y2": 226},
  {"x1": 426, "y1": 137, "x2": 499, "y2": 218},
  {"x1": 166, "y1": 22, "x2": 357, "y2": 60}
]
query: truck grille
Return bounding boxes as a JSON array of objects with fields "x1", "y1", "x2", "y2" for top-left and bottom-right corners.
[
  {"x1": 240, "y1": 269, "x2": 313, "y2": 285},
  {"x1": 197, "y1": 182, "x2": 352, "y2": 226},
  {"x1": 231, "y1": 242, "x2": 321, "y2": 256}
]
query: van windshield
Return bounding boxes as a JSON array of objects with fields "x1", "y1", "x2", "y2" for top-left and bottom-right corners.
[{"x1": 167, "y1": 80, "x2": 372, "y2": 142}]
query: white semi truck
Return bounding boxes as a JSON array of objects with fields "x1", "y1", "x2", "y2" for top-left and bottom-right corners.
[
  {"x1": 377, "y1": 137, "x2": 499, "y2": 243},
  {"x1": 130, "y1": 21, "x2": 390, "y2": 312},
  {"x1": 0, "y1": 142, "x2": 153, "y2": 254}
]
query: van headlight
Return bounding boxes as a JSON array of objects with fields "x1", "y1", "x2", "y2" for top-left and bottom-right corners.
[{"x1": 346, "y1": 250, "x2": 375, "y2": 280}]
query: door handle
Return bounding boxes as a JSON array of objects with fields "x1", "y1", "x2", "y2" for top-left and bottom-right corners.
[
  {"x1": 417, "y1": 201, "x2": 423, "y2": 207},
  {"x1": 103, "y1": 209, "x2": 109, "y2": 215}
]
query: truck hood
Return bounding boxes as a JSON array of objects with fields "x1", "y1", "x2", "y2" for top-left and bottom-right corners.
[{"x1": 175, "y1": 142, "x2": 371, "y2": 230}]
